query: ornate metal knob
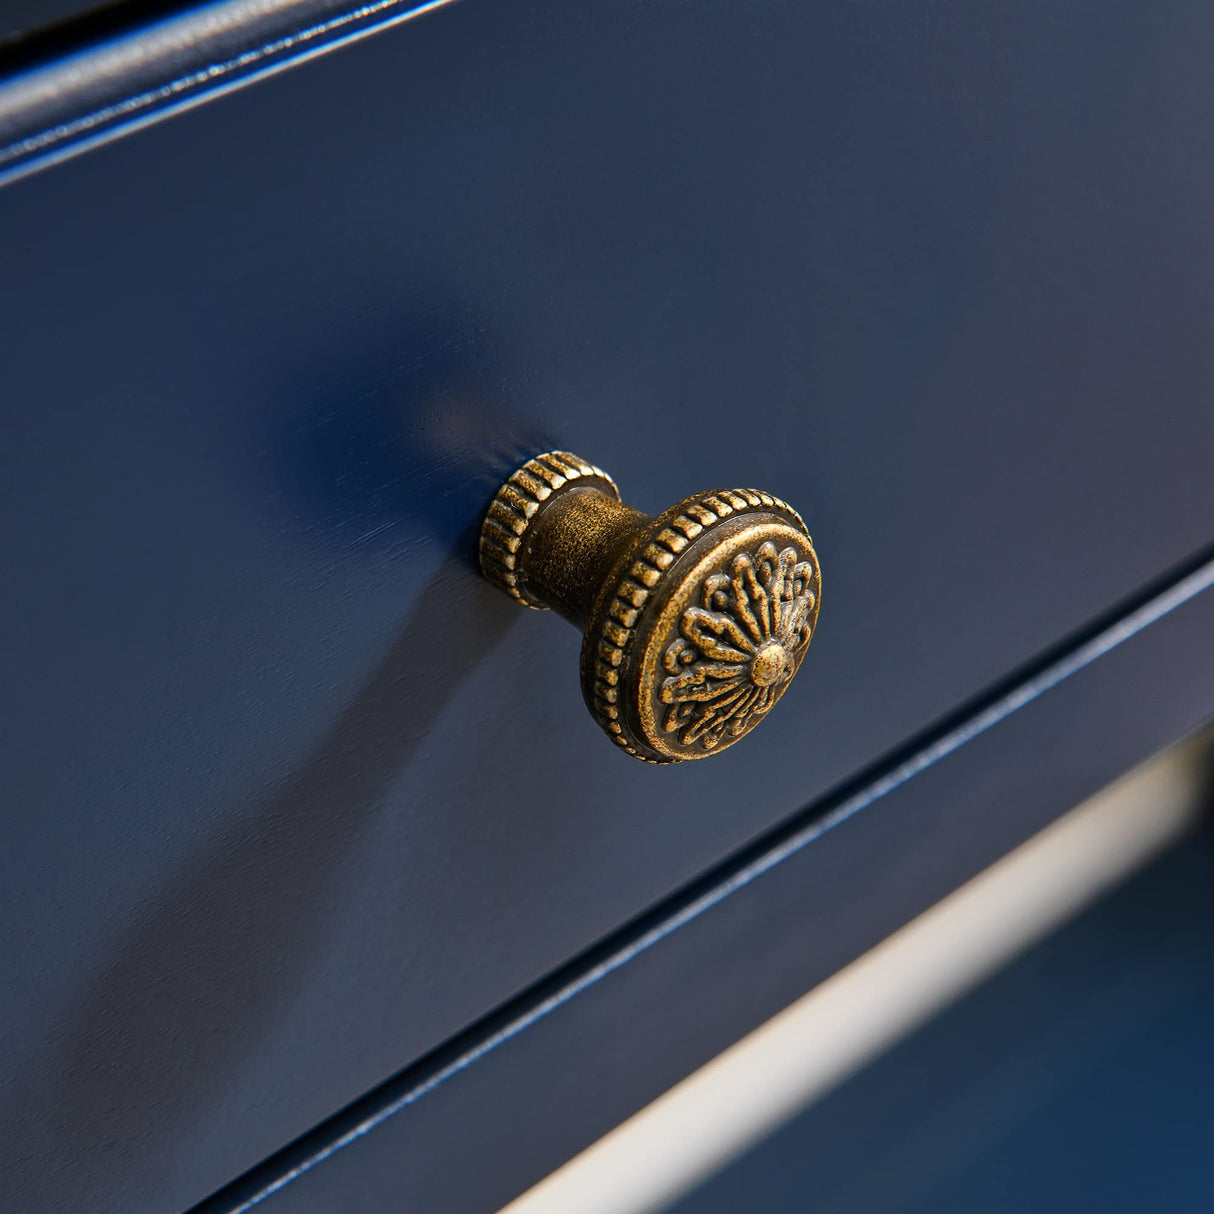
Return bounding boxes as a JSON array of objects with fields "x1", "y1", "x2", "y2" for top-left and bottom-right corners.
[{"x1": 479, "y1": 451, "x2": 821, "y2": 763}]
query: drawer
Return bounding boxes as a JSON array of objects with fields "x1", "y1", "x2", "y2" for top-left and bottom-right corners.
[{"x1": 3, "y1": 1, "x2": 1214, "y2": 1211}]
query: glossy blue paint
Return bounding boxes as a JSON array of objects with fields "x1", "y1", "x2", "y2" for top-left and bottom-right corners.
[
  {"x1": 1, "y1": 0, "x2": 1214, "y2": 1210},
  {"x1": 198, "y1": 547, "x2": 1214, "y2": 1214},
  {"x1": 673, "y1": 825, "x2": 1214, "y2": 1214},
  {"x1": 0, "y1": 0, "x2": 458, "y2": 179}
]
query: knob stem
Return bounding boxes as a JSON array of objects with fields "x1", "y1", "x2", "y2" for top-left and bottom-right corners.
[{"x1": 523, "y1": 489, "x2": 648, "y2": 629}]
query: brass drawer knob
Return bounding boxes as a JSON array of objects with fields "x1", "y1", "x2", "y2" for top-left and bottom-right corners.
[{"x1": 479, "y1": 451, "x2": 821, "y2": 763}]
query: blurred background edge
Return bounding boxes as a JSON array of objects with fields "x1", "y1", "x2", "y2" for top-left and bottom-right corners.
[{"x1": 501, "y1": 725, "x2": 1214, "y2": 1214}]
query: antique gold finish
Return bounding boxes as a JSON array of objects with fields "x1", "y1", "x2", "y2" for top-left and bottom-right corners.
[{"x1": 479, "y1": 451, "x2": 821, "y2": 763}]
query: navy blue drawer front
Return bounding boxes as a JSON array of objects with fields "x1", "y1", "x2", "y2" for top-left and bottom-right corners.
[{"x1": 3, "y1": 1, "x2": 1214, "y2": 1211}]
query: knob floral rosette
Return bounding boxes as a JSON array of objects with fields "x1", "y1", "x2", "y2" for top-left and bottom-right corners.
[
  {"x1": 652, "y1": 536, "x2": 818, "y2": 753},
  {"x1": 479, "y1": 451, "x2": 821, "y2": 763}
]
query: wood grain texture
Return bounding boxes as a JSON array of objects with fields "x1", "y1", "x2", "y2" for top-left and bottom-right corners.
[
  {"x1": 1, "y1": 0, "x2": 1214, "y2": 1210},
  {"x1": 197, "y1": 550, "x2": 1214, "y2": 1214}
]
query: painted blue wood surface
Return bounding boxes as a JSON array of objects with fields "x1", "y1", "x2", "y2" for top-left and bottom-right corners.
[
  {"x1": 673, "y1": 824, "x2": 1214, "y2": 1214},
  {"x1": 202, "y1": 549, "x2": 1214, "y2": 1214},
  {"x1": 1, "y1": 0, "x2": 1214, "y2": 1210}
]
